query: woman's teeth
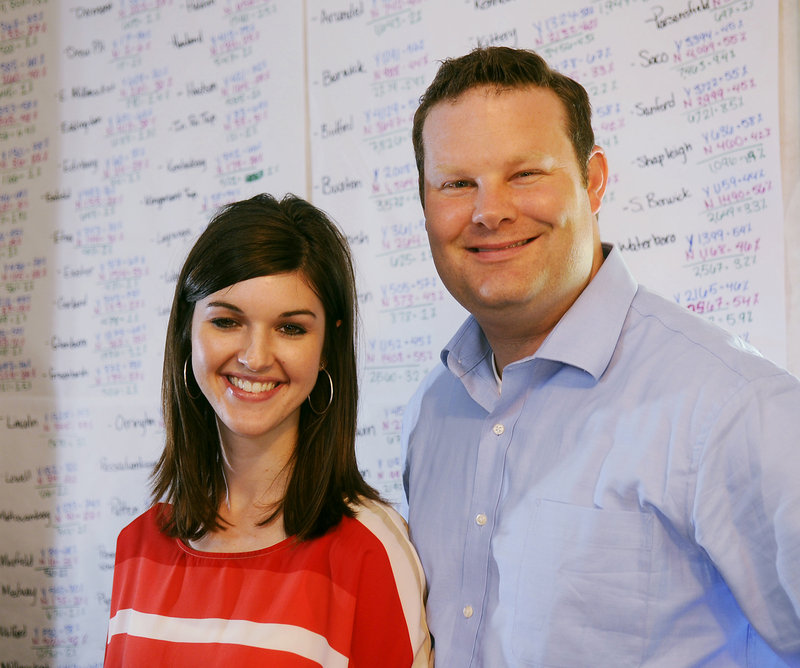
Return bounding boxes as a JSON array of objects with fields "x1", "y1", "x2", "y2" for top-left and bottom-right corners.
[{"x1": 228, "y1": 376, "x2": 277, "y2": 393}]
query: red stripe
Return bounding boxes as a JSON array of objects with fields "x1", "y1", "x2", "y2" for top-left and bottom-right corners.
[{"x1": 109, "y1": 505, "x2": 413, "y2": 663}]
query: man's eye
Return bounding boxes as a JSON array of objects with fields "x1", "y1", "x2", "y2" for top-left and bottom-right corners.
[{"x1": 444, "y1": 180, "x2": 471, "y2": 189}]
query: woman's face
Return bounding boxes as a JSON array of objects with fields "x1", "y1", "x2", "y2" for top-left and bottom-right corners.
[{"x1": 190, "y1": 271, "x2": 326, "y2": 449}]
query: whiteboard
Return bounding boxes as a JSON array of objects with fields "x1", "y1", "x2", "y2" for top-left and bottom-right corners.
[{"x1": 0, "y1": 0, "x2": 797, "y2": 665}]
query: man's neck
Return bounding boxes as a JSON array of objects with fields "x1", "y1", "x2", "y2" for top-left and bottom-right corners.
[{"x1": 482, "y1": 322, "x2": 553, "y2": 377}]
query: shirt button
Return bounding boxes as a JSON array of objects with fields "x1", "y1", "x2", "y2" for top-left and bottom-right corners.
[
  {"x1": 492, "y1": 423, "x2": 504, "y2": 435},
  {"x1": 463, "y1": 605, "x2": 474, "y2": 618},
  {"x1": 475, "y1": 513, "x2": 487, "y2": 526}
]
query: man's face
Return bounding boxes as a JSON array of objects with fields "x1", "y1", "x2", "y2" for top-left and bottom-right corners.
[{"x1": 421, "y1": 85, "x2": 607, "y2": 335}]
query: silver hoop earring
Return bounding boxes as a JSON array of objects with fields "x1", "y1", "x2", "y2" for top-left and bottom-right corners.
[
  {"x1": 307, "y1": 367, "x2": 334, "y2": 415},
  {"x1": 183, "y1": 356, "x2": 201, "y2": 400}
]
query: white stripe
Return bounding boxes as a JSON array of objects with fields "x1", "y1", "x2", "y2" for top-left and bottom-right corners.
[
  {"x1": 108, "y1": 608, "x2": 348, "y2": 668},
  {"x1": 354, "y1": 499, "x2": 431, "y2": 666}
]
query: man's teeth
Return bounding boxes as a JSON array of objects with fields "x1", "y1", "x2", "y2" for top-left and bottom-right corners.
[
  {"x1": 229, "y1": 376, "x2": 277, "y2": 393},
  {"x1": 476, "y1": 239, "x2": 529, "y2": 252}
]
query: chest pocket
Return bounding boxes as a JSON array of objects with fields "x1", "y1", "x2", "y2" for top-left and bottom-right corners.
[{"x1": 512, "y1": 499, "x2": 653, "y2": 667}]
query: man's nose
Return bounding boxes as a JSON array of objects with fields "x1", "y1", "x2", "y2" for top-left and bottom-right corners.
[{"x1": 472, "y1": 182, "x2": 517, "y2": 229}]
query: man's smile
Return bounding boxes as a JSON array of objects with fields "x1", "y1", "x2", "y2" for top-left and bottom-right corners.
[{"x1": 468, "y1": 237, "x2": 535, "y2": 253}]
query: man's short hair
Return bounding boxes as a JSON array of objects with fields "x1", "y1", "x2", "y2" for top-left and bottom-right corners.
[{"x1": 412, "y1": 46, "x2": 595, "y2": 206}]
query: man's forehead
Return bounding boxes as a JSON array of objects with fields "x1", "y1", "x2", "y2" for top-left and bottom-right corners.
[
  {"x1": 424, "y1": 85, "x2": 565, "y2": 125},
  {"x1": 421, "y1": 85, "x2": 569, "y2": 145}
]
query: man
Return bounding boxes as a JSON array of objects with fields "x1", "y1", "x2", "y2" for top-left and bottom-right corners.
[{"x1": 401, "y1": 46, "x2": 800, "y2": 667}]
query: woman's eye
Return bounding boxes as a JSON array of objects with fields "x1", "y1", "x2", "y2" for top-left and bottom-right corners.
[
  {"x1": 279, "y1": 323, "x2": 306, "y2": 336},
  {"x1": 210, "y1": 317, "x2": 238, "y2": 329}
]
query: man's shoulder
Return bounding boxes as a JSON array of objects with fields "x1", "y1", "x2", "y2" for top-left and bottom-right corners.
[
  {"x1": 411, "y1": 359, "x2": 453, "y2": 399},
  {"x1": 627, "y1": 285, "x2": 791, "y2": 385},
  {"x1": 403, "y1": 358, "x2": 462, "y2": 430}
]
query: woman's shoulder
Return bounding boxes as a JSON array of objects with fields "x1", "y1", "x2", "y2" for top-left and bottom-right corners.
[
  {"x1": 349, "y1": 497, "x2": 410, "y2": 541},
  {"x1": 339, "y1": 498, "x2": 431, "y2": 663},
  {"x1": 115, "y1": 503, "x2": 174, "y2": 556},
  {"x1": 332, "y1": 497, "x2": 422, "y2": 569}
]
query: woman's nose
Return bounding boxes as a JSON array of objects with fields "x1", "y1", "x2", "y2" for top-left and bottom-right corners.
[{"x1": 237, "y1": 331, "x2": 274, "y2": 372}]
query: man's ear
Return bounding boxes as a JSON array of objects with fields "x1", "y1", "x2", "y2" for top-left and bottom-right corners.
[{"x1": 586, "y1": 145, "x2": 608, "y2": 216}]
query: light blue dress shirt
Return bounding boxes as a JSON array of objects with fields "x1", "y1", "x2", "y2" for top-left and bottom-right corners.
[{"x1": 402, "y1": 245, "x2": 800, "y2": 667}]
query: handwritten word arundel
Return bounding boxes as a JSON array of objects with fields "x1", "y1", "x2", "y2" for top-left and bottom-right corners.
[{"x1": 320, "y1": 2, "x2": 364, "y2": 23}]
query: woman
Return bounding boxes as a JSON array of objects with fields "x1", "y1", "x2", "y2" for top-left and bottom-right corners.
[{"x1": 105, "y1": 194, "x2": 432, "y2": 666}]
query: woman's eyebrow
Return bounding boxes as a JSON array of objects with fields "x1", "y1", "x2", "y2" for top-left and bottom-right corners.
[
  {"x1": 279, "y1": 309, "x2": 317, "y2": 319},
  {"x1": 204, "y1": 302, "x2": 318, "y2": 319},
  {"x1": 205, "y1": 300, "x2": 242, "y2": 312}
]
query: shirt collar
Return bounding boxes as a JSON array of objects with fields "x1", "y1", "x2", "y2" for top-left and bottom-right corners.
[{"x1": 442, "y1": 244, "x2": 638, "y2": 382}]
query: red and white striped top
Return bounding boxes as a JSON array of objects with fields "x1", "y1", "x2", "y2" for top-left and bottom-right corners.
[{"x1": 105, "y1": 499, "x2": 432, "y2": 667}]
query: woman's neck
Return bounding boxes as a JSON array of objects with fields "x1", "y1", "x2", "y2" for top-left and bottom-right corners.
[{"x1": 189, "y1": 423, "x2": 297, "y2": 553}]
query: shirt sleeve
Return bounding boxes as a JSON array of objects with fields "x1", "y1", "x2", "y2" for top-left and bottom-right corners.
[
  {"x1": 693, "y1": 370, "x2": 800, "y2": 661},
  {"x1": 400, "y1": 388, "x2": 423, "y2": 521},
  {"x1": 349, "y1": 503, "x2": 433, "y2": 668}
]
